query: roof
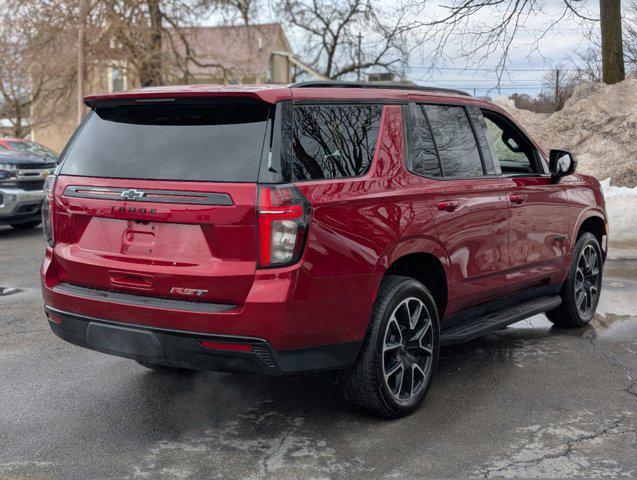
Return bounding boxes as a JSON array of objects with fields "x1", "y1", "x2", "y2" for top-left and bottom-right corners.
[
  {"x1": 84, "y1": 83, "x2": 485, "y2": 107},
  {"x1": 170, "y1": 23, "x2": 291, "y2": 80}
]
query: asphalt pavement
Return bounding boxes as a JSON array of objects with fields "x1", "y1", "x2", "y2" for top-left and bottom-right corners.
[{"x1": 1, "y1": 225, "x2": 635, "y2": 479}]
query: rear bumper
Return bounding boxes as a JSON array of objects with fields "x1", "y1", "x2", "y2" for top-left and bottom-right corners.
[
  {"x1": 45, "y1": 306, "x2": 360, "y2": 374},
  {"x1": 0, "y1": 187, "x2": 43, "y2": 224}
]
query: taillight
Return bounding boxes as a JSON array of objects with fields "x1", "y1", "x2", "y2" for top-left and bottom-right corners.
[
  {"x1": 257, "y1": 184, "x2": 310, "y2": 268},
  {"x1": 42, "y1": 175, "x2": 56, "y2": 247}
]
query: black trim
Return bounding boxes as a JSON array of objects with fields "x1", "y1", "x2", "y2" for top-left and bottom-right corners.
[
  {"x1": 44, "y1": 306, "x2": 361, "y2": 374},
  {"x1": 442, "y1": 283, "x2": 562, "y2": 332},
  {"x1": 52, "y1": 283, "x2": 237, "y2": 313},
  {"x1": 440, "y1": 295, "x2": 562, "y2": 345},
  {"x1": 62, "y1": 185, "x2": 233, "y2": 206},
  {"x1": 290, "y1": 81, "x2": 471, "y2": 97}
]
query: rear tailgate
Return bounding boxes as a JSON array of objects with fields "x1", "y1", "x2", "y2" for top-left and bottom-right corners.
[
  {"x1": 53, "y1": 176, "x2": 257, "y2": 305},
  {"x1": 50, "y1": 99, "x2": 270, "y2": 306}
]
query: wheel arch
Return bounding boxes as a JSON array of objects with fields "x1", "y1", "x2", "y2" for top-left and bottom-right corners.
[
  {"x1": 375, "y1": 238, "x2": 451, "y2": 319},
  {"x1": 572, "y1": 209, "x2": 607, "y2": 260}
]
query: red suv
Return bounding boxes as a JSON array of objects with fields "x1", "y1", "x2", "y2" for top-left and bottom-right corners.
[{"x1": 41, "y1": 82, "x2": 607, "y2": 417}]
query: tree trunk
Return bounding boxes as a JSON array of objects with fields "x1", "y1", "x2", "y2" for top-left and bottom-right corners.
[
  {"x1": 77, "y1": 0, "x2": 87, "y2": 124},
  {"x1": 600, "y1": 0, "x2": 625, "y2": 85},
  {"x1": 140, "y1": 0, "x2": 163, "y2": 87}
]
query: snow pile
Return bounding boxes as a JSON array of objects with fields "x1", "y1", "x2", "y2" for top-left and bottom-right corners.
[
  {"x1": 494, "y1": 78, "x2": 637, "y2": 187},
  {"x1": 600, "y1": 178, "x2": 637, "y2": 258}
]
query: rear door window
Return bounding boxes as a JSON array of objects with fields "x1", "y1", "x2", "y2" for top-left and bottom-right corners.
[
  {"x1": 406, "y1": 104, "x2": 442, "y2": 177},
  {"x1": 60, "y1": 102, "x2": 270, "y2": 182},
  {"x1": 423, "y1": 105, "x2": 484, "y2": 178},
  {"x1": 291, "y1": 104, "x2": 382, "y2": 181}
]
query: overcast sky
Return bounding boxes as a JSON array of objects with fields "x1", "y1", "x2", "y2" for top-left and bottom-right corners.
[
  {"x1": 212, "y1": 0, "x2": 603, "y2": 97},
  {"x1": 404, "y1": 1, "x2": 600, "y2": 96}
]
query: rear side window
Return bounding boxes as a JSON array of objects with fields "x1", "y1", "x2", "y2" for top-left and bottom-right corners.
[
  {"x1": 423, "y1": 105, "x2": 484, "y2": 178},
  {"x1": 407, "y1": 104, "x2": 442, "y2": 177},
  {"x1": 291, "y1": 104, "x2": 382, "y2": 181},
  {"x1": 60, "y1": 102, "x2": 269, "y2": 182}
]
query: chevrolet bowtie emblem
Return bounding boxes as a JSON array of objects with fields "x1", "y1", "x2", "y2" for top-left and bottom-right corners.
[{"x1": 120, "y1": 189, "x2": 146, "y2": 201}]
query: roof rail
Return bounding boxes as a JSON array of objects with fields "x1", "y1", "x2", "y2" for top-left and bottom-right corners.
[{"x1": 289, "y1": 80, "x2": 471, "y2": 97}]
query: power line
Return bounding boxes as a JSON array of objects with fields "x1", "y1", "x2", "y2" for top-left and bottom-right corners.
[{"x1": 408, "y1": 66, "x2": 557, "y2": 72}]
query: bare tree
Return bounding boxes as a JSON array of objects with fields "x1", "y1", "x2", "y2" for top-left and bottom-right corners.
[
  {"x1": 625, "y1": 1, "x2": 637, "y2": 73},
  {"x1": 541, "y1": 66, "x2": 577, "y2": 111},
  {"x1": 600, "y1": 0, "x2": 624, "y2": 83},
  {"x1": 0, "y1": 1, "x2": 76, "y2": 138},
  {"x1": 409, "y1": 0, "x2": 625, "y2": 85},
  {"x1": 279, "y1": 0, "x2": 411, "y2": 80}
]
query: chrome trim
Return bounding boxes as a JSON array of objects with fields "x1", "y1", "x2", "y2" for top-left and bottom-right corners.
[{"x1": 63, "y1": 185, "x2": 233, "y2": 206}]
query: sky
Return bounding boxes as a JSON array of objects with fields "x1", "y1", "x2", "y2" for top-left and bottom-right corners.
[
  {"x1": 404, "y1": 1, "x2": 601, "y2": 96},
  {"x1": 209, "y1": 0, "x2": 604, "y2": 97}
]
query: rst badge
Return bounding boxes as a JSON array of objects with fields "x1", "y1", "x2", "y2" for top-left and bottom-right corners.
[{"x1": 170, "y1": 287, "x2": 208, "y2": 297}]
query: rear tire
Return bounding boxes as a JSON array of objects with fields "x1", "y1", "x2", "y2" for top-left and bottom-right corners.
[
  {"x1": 10, "y1": 221, "x2": 40, "y2": 230},
  {"x1": 341, "y1": 275, "x2": 440, "y2": 418},
  {"x1": 546, "y1": 232, "x2": 603, "y2": 327},
  {"x1": 135, "y1": 359, "x2": 196, "y2": 375}
]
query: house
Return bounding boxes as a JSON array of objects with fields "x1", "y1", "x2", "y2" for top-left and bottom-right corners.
[{"x1": 33, "y1": 23, "x2": 293, "y2": 153}]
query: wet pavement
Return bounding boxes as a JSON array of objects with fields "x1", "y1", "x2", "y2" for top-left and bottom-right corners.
[{"x1": 1, "y1": 226, "x2": 635, "y2": 479}]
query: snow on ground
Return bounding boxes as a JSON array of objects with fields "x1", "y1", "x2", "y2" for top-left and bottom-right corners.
[
  {"x1": 494, "y1": 78, "x2": 637, "y2": 187},
  {"x1": 601, "y1": 179, "x2": 637, "y2": 259}
]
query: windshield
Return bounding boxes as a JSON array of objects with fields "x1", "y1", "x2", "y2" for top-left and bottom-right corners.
[
  {"x1": 60, "y1": 101, "x2": 270, "y2": 182},
  {"x1": 8, "y1": 141, "x2": 58, "y2": 158}
]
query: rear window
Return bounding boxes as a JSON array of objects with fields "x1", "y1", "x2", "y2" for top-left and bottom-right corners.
[
  {"x1": 291, "y1": 104, "x2": 382, "y2": 181},
  {"x1": 60, "y1": 102, "x2": 269, "y2": 182}
]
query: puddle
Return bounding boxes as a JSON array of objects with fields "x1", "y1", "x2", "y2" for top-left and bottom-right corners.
[{"x1": 0, "y1": 287, "x2": 22, "y2": 297}]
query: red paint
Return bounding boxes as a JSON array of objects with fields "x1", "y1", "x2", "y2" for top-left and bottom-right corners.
[{"x1": 42, "y1": 85, "x2": 607, "y2": 354}]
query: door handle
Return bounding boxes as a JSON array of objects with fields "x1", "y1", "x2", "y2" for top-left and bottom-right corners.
[
  {"x1": 437, "y1": 200, "x2": 459, "y2": 212},
  {"x1": 509, "y1": 194, "x2": 528, "y2": 204}
]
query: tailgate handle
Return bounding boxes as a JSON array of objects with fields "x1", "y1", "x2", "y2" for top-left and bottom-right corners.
[{"x1": 108, "y1": 271, "x2": 154, "y2": 289}]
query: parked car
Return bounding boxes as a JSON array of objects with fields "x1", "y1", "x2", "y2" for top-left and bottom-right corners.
[
  {"x1": 40, "y1": 82, "x2": 607, "y2": 418},
  {"x1": 0, "y1": 150, "x2": 57, "y2": 229},
  {"x1": 0, "y1": 138, "x2": 58, "y2": 163}
]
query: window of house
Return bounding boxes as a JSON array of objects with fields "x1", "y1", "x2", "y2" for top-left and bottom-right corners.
[
  {"x1": 291, "y1": 104, "x2": 382, "y2": 180},
  {"x1": 406, "y1": 104, "x2": 442, "y2": 177},
  {"x1": 481, "y1": 110, "x2": 536, "y2": 174},
  {"x1": 109, "y1": 65, "x2": 125, "y2": 93},
  {"x1": 423, "y1": 105, "x2": 484, "y2": 178}
]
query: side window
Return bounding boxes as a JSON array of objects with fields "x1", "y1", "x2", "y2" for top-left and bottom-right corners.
[
  {"x1": 482, "y1": 110, "x2": 537, "y2": 174},
  {"x1": 291, "y1": 104, "x2": 382, "y2": 180},
  {"x1": 423, "y1": 105, "x2": 484, "y2": 178},
  {"x1": 406, "y1": 104, "x2": 442, "y2": 177},
  {"x1": 466, "y1": 106, "x2": 498, "y2": 175}
]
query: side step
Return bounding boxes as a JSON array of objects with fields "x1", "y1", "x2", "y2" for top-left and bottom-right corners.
[{"x1": 440, "y1": 295, "x2": 562, "y2": 345}]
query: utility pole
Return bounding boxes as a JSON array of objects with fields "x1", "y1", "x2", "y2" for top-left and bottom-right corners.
[
  {"x1": 554, "y1": 68, "x2": 560, "y2": 108},
  {"x1": 600, "y1": 0, "x2": 625, "y2": 84},
  {"x1": 356, "y1": 32, "x2": 362, "y2": 82},
  {"x1": 77, "y1": 0, "x2": 87, "y2": 125}
]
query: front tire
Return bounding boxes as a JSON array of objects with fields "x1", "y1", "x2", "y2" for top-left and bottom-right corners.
[
  {"x1": 341, "y1": 275, "x2": 440, "y2": 418},
  {"x1": 546, "y1": 232, "x2": 603, "y2": 327}
]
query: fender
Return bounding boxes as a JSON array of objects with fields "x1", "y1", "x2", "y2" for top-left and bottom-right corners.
[
  {"x1": 372, "y1": 235, "x2": 452, "y2": 309},
  {"x1": 569, "y1": 207, "x2": 607, "y2": 261}
]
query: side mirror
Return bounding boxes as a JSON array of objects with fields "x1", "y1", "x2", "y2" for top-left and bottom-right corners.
[{"x1": 549, "y1": 149, "x2": 577, "y2": 182}]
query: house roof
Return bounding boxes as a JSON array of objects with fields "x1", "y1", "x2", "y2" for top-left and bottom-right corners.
[{"x1": 171, "y1": 23, "x2": 291, "y2": 80}]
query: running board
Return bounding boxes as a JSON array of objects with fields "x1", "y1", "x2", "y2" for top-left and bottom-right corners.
[{"x1": 440, "y1": 295, "x2": 562, "y2": 345}]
